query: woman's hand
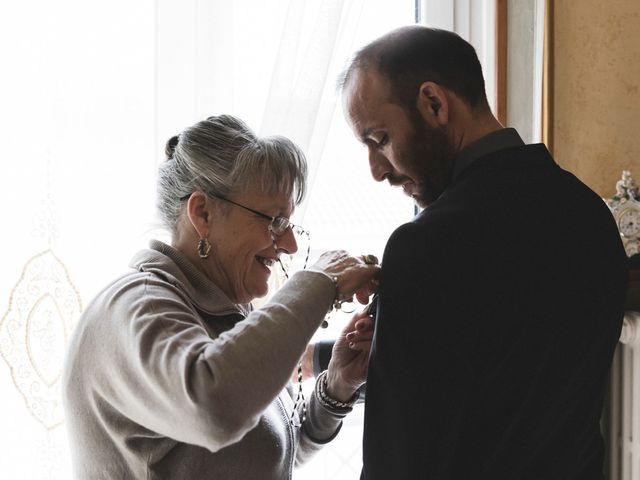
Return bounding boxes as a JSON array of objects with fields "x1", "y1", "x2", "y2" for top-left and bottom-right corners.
[
  {"x1": 324, "y1": 308, "x2": 375, "y2": 402},
  {"x1": 310, "y1": 250, "x2": 380, "y2": 302}
]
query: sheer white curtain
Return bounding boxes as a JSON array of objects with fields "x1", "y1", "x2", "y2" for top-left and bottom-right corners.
[
  {"x1": 0, "y1": 2, "x2": 158, "y2": 478},
  {"x1": 0, "y1": 0, "x2": 502, "y2": 477},
  {"x1": 0, "y1": 1, "x2": 414, "y2": 478}
]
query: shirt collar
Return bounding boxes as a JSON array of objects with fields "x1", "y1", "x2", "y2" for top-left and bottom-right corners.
[{"x1": 451, "y1": 128, "x2": 525, "y2": 180}]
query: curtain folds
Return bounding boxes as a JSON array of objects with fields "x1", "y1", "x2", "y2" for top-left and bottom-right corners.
[{"x1": 0, "y1": 1, "x2": 500, "y2": 478}]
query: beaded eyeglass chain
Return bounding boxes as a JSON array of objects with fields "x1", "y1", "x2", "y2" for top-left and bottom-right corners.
[
  {"x1": 276, "y1": 231, "x2": 358, "y2": 427},
  {"x1": 275, "y1": 230, "x2": 311, "y2": 427}
]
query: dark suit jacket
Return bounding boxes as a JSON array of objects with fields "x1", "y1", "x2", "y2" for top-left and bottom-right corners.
[{"x1": 361, "y1": 144, "x2": 628, "y2": 479}]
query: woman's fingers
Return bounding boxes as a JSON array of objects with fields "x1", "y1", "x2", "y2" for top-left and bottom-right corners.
[
  {"x1": 311, "y1": 250, "x2": 380, "y2": 299},
  {"x1": 346, "y1": 330, "x2": 374, "y2": 343},
  {"x1": 355, "y1": 277, "x2": 380, "y2": 305},
  {"x1": 355, "y1": 314, "x2": 375, "y2": 329},
  {"x1": 345, "y1": 312, "x2": 374, "y2": 345},
  {"x1": 336, "y1": 265, "x2": 380, "y2": 298},
  {"x1": 347, "y1": 339, "x2": 372, "y2": 352}
]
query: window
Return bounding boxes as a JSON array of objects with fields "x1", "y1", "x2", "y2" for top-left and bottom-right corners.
[{"x1": 0, "y1": 1, "x2": 501, "y2": 478}]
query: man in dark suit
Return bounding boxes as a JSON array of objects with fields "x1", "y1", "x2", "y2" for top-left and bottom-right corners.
[{"x1": 340, "y1": 26, "x2": 628, "y2": 479}]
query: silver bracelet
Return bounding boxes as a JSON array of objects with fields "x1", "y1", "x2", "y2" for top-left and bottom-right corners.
[{"x1": 315, "y1": 370, "x2": 359, "y2": 410}]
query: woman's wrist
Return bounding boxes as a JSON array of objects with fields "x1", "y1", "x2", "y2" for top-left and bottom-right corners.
[
  {"x1": 324, "y1": 369, "x2": 359, "y2": 403},
  {"x1": 306, "y1": 270, "x2": 340, "y2": 306},
  {"x1": 315, "y1": 371, "x2": 360, "y2": 411}
]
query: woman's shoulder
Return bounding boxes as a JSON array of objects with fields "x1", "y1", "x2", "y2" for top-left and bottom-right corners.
[{"x1": 77, "y1": 265, "x2": 194, "y2": 335}]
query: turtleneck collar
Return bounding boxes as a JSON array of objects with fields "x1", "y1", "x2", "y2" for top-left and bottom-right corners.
[{"x1": 129, "y1": 240, "x2": 252, "y2": 317}]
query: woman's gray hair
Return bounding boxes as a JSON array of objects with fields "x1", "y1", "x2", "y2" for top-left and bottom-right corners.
[{"x1": 157, "y1": 114, "x2": 308, "y2": 232}]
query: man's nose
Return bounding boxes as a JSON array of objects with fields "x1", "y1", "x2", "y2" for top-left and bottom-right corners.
[{"x1": 368, "y1": 148, "x2": 391, "y2": 182}]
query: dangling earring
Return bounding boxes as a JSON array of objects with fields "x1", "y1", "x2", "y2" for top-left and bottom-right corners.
[{"x1": 197, "y1": 238, "x2": 211, "y2": 259}]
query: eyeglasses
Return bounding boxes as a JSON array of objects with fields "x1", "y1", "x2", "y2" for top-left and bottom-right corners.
[
  {"x1": 180, "y1": 191, "x2": 310, "y2": 274},
  {"x1": 209, "y1": 194, "x2": 307, "y2": 237}
]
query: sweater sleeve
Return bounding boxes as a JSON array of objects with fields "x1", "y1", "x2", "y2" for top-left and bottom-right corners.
[{"x1": 90, "y1": 269, "x2": 335, "y2": 452}]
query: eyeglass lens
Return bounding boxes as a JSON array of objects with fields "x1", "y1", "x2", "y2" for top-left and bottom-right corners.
[
  {"x1": 271, "y1": 217, "x2": 307, "y2": 236},
  {"x1": 270, "y1": 217, "x2": 289, "y2": 235}
]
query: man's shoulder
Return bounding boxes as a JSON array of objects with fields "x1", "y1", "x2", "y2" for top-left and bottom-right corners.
[
  {"x1": 387, "y1": 214, "x2": 436, "y2": 244},
  {"x1": 383, "y1": 210, "x2": 466, "y2": 268}
]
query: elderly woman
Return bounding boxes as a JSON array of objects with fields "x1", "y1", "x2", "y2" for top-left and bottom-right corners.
[{"x1": 62, "y1": 114, "x2": 379, "y2": 479}]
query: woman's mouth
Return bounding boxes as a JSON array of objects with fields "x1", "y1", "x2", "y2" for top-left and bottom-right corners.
[{"x1": 256, "y1": 256, "x2": 275, "y2": 272}]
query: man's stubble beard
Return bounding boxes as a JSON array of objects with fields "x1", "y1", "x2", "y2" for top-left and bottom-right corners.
[{"x1": 405, "y1": 113, "x2": 455, "y2": 208}]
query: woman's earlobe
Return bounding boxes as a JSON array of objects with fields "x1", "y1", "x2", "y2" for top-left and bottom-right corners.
[{"x1": 186, "y1": 192, "x2": 213, "y2": 239}]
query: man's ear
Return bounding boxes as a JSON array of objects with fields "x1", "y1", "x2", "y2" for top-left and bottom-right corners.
[
  {"x1": 416, "y1": 81, "x2": 449, "y2": 126},
  {"x1": 185, "y1": 192, "x2": 212, "y2": 238}
]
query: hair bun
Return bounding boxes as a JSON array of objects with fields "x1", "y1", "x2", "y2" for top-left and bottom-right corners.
[{"x1": 165, "y1": 135, "x2": 180, "y2": 159}]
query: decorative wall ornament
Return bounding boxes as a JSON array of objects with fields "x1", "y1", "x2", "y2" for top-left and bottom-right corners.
[
  {"x1": 0, "y1": 249, "x2": 82, "y2": 430},
  {"x1": 605, "y1": 170, "x2": 640, "y2": 257}
]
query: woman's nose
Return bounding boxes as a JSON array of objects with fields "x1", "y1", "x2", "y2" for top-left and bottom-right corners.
[{"x1": 274, "y1": 227, "x2": 299, "y2": 255}]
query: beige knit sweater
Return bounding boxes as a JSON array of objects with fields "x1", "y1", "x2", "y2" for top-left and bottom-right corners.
[{"x1": 62, "y1": 240, "x2": 351, "y2": 479}]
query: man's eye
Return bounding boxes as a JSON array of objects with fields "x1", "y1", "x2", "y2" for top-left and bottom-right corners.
[
  {"x1": 364, "y1": 135, "x2": 388, "y2": 150},
  {"x1": 365, "y1": 135, "x2": 388, "y2": 148}
]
